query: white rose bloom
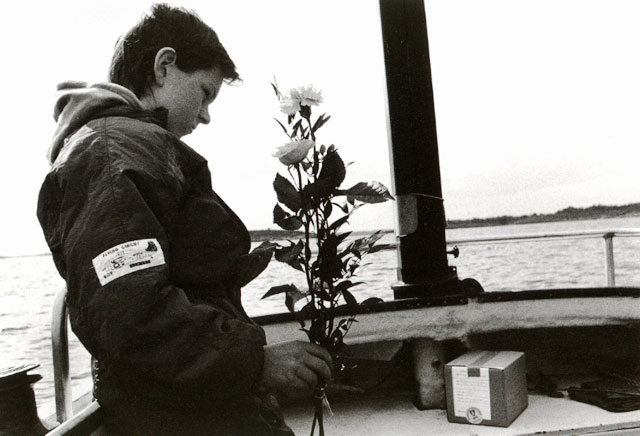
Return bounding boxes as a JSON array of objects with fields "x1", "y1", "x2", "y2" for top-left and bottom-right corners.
[
  {"x1": 273, "y1": 139, "x2": 315, "y2": 165},
  {"x1": 279, "y1": 97, "x2": 300, "y2": 115},
  {"x1": 290, "y1": 85, "x2": 323, "y2": 107}
]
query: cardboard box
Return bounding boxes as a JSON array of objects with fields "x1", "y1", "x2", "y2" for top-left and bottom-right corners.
[{"x1": 444, "y1": 350, "x2": 528, "y2": 427}]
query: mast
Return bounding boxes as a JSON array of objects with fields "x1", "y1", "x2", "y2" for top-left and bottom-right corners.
[{"x1": 379, "y1": 0, "x2": 482, "y2": 299}]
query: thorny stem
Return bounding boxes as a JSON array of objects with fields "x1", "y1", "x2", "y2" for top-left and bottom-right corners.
[
  {"x1": 317, "y1": 152, "x2": 337, "y2": 338},
  {"x1": 326, "y1": 211, "x2": 335, "y2": 337},
  {"x1": 287, "y1": 166, "x2": 296, "y2": 185},
  {"x1": 310, "y1": 414, "x2": 317, "y2": 436},
  {"x1": 307, "y1": 115, "x2": 339, "y2": 344},
  {"x1": 308, "y1": 138, "x2": 327, "y2": 334},
  {"x1": 319, "y1": 409, "x2": 325, "y2": 436},
  {"x1": 305, "y1": 113, "x2": 317, "y2": 143},
  {"x1": 315, "y1": 206, "x2": 325, "y2": 334},
  {"x1": 295, "y1": 164, "x2": 315, "y2": 309},
  {"x1": 311, "y1": 386, "x2": 325, "y2": 436}
]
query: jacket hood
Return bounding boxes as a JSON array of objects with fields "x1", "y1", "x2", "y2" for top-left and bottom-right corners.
[{"x1": 48, "y1": 81, "x2": 145, "y2": 164}]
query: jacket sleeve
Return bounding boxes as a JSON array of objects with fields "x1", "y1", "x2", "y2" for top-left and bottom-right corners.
[{"x1": 37, "y1": 130, "x2": 266, "y2": 402}]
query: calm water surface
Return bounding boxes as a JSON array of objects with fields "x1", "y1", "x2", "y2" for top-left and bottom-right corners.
[{"x1": 1, "y1": 217, "x2": 639, "y2": 416}]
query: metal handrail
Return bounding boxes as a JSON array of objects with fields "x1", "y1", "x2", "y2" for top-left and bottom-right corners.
[
  {"x1": 51, "y1": 286, "x2": 72, "y2": 423},
  {"x1": 50, "y1": 286, "x2": 103, "y2": 435},
  {"x1": 46, "y1": 401, "x2": 101, "y2": 436},
  {"x1": 444, "y1": 228, "x2": 640, "y2": 287},
  {"x1": 446, "y1": 228, "x2": 640, "y2": 245}
]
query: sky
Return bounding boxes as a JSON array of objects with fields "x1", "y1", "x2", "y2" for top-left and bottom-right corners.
[{"x1": 1, "y1": 0, "x2": 639, "y2": 256}]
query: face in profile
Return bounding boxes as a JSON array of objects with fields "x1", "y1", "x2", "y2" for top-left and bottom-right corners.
[{"x1": 150, "y1": 56, "x2": 224, "y2": 138}]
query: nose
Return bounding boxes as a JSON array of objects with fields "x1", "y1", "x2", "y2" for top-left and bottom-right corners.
[{"x1": 198, "y1": 106, "x2": 211, "y2": 125}]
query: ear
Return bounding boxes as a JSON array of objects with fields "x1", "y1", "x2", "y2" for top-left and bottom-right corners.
[{"x1": 152, "y1": 47, "x2": 178, "y2": 86}]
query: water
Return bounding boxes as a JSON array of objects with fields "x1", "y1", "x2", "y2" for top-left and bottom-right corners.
[{"x1": 1, "y1": 217, "x2": 639, "y2": 417}]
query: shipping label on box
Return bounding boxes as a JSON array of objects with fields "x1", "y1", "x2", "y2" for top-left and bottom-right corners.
[
  {"x1": 445, "y1": 351, "x2": 528, "y2": 427},
  {"x1": 451, "y1": 366, "x2": 491, "y2": 423}
]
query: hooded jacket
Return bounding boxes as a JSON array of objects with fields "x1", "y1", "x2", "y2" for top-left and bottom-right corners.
[{"x1": 37, "y1": 82, "x2": 289, "y2": 435}]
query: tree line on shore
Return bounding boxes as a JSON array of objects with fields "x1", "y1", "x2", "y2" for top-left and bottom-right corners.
[
  {"x1": 446, "y1": 202, "x2": 640, "y2": 229},
  {"x1": 249, "y1": 202, "x2": 640, "y2": 240}
]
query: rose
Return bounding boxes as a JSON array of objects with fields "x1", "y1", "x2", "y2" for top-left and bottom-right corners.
[
  {"x1": 280, "y1": 97, "x2": 301, "y2": 116},
  {"x1": 268, "y1": 81, "x2": 392, "y2": 436},
  {"x1": 278, "y1": 84, "x2": 323, "y2": 116},
  {"x1": 273, "y1": 139, "x2": 314, "y2": 165},
  {"x1": 290, "y1": 84, "x2": 323, "y2": 107}
]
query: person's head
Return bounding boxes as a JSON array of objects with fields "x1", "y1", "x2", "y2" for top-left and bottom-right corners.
[{"x1": 109, "y1": 3, "x2": 239, "y2": 137}]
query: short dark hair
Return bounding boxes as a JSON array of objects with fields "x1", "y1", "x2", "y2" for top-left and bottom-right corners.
[{"x1": 109, "y1": 3, "x2": 240, "y2": 97}]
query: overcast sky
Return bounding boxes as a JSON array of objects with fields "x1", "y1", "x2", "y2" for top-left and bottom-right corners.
[{"x1": 1, "y1": 0, "x2": 639, "y2": 256}]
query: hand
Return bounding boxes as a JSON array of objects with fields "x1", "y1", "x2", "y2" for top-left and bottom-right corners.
[{"x1": 259, "y1": 341, "x2": 333, "y2": 399}]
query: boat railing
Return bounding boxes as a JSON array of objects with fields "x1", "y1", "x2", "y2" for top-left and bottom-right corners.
[
  {"x1": 51, "y1": 285, "x2": 72, "y2": 424},
  {"x1": 47, "y1": 228, "x2": 640, "y2": 431},
  {"x1": 444, "y1": 227, "x2": 640, "y2": 287},
  {"x1": 48, "y1": 285, "x2": 103, "y2": 435}
]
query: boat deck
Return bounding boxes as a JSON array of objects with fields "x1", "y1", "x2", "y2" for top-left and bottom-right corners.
[
  {"x1": 283, "y1": 392, "x2": 640, "y2": 436},
  {"x1": 261, "y1": 291, "x2": 640, "y2": 436}
]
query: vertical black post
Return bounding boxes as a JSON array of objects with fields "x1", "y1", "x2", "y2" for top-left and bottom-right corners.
[{"x1": 379, "y1": 0, "x2": 460, "y2": 299}]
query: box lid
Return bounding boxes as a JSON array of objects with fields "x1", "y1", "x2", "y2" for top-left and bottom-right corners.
[{"x1": 446, "y1": 350, "x2": 523, "y2": 370}]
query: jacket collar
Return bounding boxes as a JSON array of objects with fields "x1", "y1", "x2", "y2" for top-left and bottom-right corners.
[{"x1": 48, "y1": 82, "x2": 168, "y2": 164}]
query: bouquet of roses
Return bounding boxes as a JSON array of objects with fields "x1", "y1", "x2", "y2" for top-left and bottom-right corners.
[{"x1": 262, "y1": 82, "x2": 393, "y2": 435}]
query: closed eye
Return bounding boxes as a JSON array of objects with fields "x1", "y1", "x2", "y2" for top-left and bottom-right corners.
[{"x1": 202, "y1": 86, "x2": 220, "y2": 103}]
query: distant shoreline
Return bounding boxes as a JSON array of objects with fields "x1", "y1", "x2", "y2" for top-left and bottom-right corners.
[
  {"x1": 446, "y1": 202, "x2": 640, "y2": 229},
  {"x1": 2, "y1": 203, "x2": 638, "y2": 257},
  {"x1": 249, "y1": 202, "x2": 640, "y2": 240}
]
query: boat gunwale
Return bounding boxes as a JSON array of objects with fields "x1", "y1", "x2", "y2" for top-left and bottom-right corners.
[{"x1": 253, "y1": 287, "x2": 640, "y2": 326}]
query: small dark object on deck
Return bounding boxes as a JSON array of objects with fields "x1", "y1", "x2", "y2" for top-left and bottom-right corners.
[
  {"x1": 0, "y1": 364, "x2": 48, "y2": 436},
  {"x1": 530, "y1": 372, "x2": 564, "y2": 398},
  {"x1": 568, "y1": 376, "x2": 640, "y2": 412}
]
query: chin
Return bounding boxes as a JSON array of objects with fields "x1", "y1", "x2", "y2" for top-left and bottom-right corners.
[{"x1": 173, "y1": 128, "x2": 192, "y2": 138}]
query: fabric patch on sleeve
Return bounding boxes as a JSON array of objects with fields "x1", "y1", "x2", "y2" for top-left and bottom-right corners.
[{"x1": 92, "y1": 238, "x2": 166, "y2": 286}]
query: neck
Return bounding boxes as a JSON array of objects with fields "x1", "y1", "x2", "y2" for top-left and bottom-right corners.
[{"x1": 138, "y1": 93, "x2": 159, "y2": 112}]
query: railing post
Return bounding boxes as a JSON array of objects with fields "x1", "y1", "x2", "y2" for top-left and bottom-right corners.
[
  {"x1": 603, "y1": 233, "x2": 616, "y2": 287},
  {"x1": 51, "y1": 287, "x2": 72, "y2": 423}
]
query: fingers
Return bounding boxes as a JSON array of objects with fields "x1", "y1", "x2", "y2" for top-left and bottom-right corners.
[
  {"x1": 303, "y1": 342, "x2": 333, "y2": 367},
  {"x1": 294, "y1": 365, "x2": 318, "y2": 390},
  {"x1": 303, "y1": 353, "x2": 332, "y2": 383},
  {"x1": 260, "y1": 341, "x2": 334, "y2": 398},
  {"x1": 299, "y1": 342, "x2": 333, "y2": 383}
]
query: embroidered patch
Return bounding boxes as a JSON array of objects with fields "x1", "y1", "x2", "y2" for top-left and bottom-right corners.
[{"x1": 92, "y1": 238, "x2": 165, "y2": 286}]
